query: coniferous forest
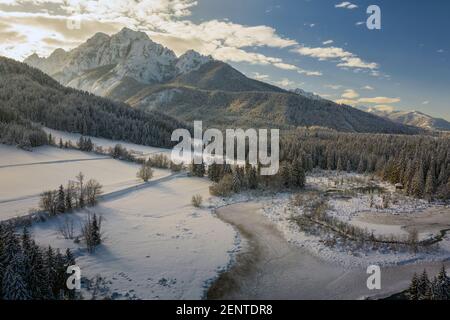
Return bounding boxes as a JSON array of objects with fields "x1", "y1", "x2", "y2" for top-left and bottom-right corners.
[
  {"x1": 280, "y1": 129, "x2": 450, "y2": 200},
  {"x1": 0, "y1": 225, "x2": 77, "y2": 300},
  {"x1": 0, "y1": 57, "x2": 188, "y2": 148}
]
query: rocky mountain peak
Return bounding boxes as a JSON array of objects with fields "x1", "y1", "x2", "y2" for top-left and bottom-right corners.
[{"x1": 176, "y1": 50, "x2": 213, "y2": 74}]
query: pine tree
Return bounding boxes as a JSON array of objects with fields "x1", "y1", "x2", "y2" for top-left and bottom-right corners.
[
  {"x1": 57, "y1": 185, "x2": 66, "y2": 214},
  {"x1": 336, "y1": 157, "x2": 344, "y2": 172},
  {"x1": 208, "y1": 162, "x2": 221, "y2": 182},
  {"x1": 65, "y1": 182, "x2": 73, "y2": 211},
  {"x1": 232, "y1": 168, "x2": 242, "y2": 193},
  {"x1": 424, "y1": 164, "x2": 436, "y2": 199},
  {"x1": 418, "y1": 269, "x2": 431, "y2": 300},
  {"x1": 279, "y1": 162, "x2": 292, "y2": 188},
  {"x1": 91, "y1": 213, "x2": 102, "y2": 246},
  {"x1": 247, "y1": 166, "x2": 258, "y2": 190},
  {"x1": 434, "y1": 265, "x2": 450, "y2": 300},
  {"x1": 291, "y1": 159, "x2": 306, "y2": 189},
  {"x1": 411, "y1": 163, "x2": 425, "y2": 198},
  {"x1": 45, "y1": 246, "x2": 56, "y2": 299},
  {"x1": 2, "y1": 253, "x2": 30, "y2": 300},
  {"x1": 27, "y1": 244, "x2": 50, "y2": 299},
  {"x1": 346, "y1": 160, "x2": 352, "y2": 173},
  {"x1": 357, "y1": 158, "x2": 365, "y2": 173},
  {"x1": 408, "y1": 273, "x2": 419, "y2": 300}
]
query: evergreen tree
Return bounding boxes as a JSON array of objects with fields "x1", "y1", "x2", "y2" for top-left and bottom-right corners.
[
  {"x1": 336, "y1": 157, "x2": 344, "y2": 172},
  {"x1": 57, "y1": 185, "x2": 66, "y2": 214},
  {"x1": 65, "y1": 182, "x2": 73, "y2": 211},
  {"x1": 408, "y1": 273, "x2": 419, "y2": 300},
  {"x1": 346, "y1": 160, "x2": 352, "y2": 173},
  {"x1": 91, "y1": 213, "x2": 102, "y2": 247},
  {"x1": 418, "y1": 269, "x2": 431, "y2": 300},
  {"x1": 425, "y1": 163, "x2": 437, "y2": 199},
  {"x1": 44, "y1": 246, "x2": 56, "y2": 299},
  {"x1": 434, "y1": 265, "x2": 450, "y2": 300},
  {"x1": 279, "y1": 162, "x2": 292, "y2": 188},
  {"x1": 247, "y1": 166, "x2": 258, "y2": 190},
  {"x1": 411, "y1": 163, "x2": 425, "y2": 198},
  {"x1": 208, "y1": 162, "x2": 221, "y2": 182},
  {"x1": 232, "y1": 168, "x2": 242, "y2": 193},
  {"x1": 2, "y1": 253, "x2": 30, "y2": 300},
  {"x1": 291, "y1": 159, "x2": 306, "y2": 189}
]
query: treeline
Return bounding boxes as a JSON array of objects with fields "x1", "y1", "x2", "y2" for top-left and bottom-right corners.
[
  {"x1": 0, "y1": 225, "x2": 77, "y2": 300},
  {"x1": 281, "y1": 129, "x2": 450, "y2": 200},
  {"x1": 40, "y1": 172, "x2": 102, "y2": 216},
  {"x1": 190, "y1": 159, "x2": 305, "y2": 197},
  {"x1": 0, "y1": 106, "x2": 48, "y2": 148},
  {"x1": 408, "y1": 267, "x2": 450, "y2": 300},
  {"x1": 0, "y1": 57, "x2": 188, "y2": 149}
]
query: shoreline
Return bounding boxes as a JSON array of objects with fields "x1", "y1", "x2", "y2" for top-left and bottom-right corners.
[{"x1": 208, "y1": 202, "x2": 450, "y2": 300}]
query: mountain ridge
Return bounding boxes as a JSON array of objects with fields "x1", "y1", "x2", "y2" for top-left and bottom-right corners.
[
  {"x1": 359, "y1": 105, "x2": 450, "y2": 132},
  {"x1": 24, "y1": 27, "x2": 420, "y2": 135}
]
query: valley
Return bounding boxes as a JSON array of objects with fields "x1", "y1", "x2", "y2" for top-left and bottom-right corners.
[
  {"x1": 0, "y1": 15, "x2": 449, "y2": 303},
  {"x1": 0, "y1": 132, "x2": 448, "y2": 299}
]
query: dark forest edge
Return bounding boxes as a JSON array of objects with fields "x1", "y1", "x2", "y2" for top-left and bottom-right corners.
[{"x1": 0, "y1": 56, "x2": 189, "y2": 149}]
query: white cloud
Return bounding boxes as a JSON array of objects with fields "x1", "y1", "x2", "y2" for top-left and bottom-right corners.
[
  {"x1": 341, "y1": 89, "x2": 359, "y2": 99},
  {"x1": 274, "y1": 78, "x2": 302, "y2": 89},
  {"x1": 297, "y1": 69, "x2": 322, "y2": 76},
  {"x1": 334, "y1": 98, "x2": 357, "y2": 105},
  {"x1": 335, "y1": 96, "x2": 401, "y2": 106},
  {"x1": 358, "y1": 97, "x2": 401, "y2": 104},
  {"x1": 372, "y1": 105, "x2": 395, "y2": 112},
  {"x1": 335, "y1": 2, "x2": 358, "y2": 9},
  {"x1": 252, "y1": 72, "x2": 269, "y2": 81},
  {"x1": 0, "y1": 0, "x2": 329, "y2": 76},
  {"x1": 325, "y1": 84, "x2": 342, "y2": 90},
  {"x1": 322, "y1": 40, "x2": 334, "y2": 45},
  {"x1": 362, "y1": 85, "x2": 374, "y2": 90},
  {"x1": 292, "y1": 45, "x2": 378, "y2": 70},
  {"x1": 3, "y1": 0, "x2": 382, "y2": 78},
  {"x1": 422, "y1": 101, "x2": 430, "y2": 105},
  {"x1": 337, "y1": 57, "x2": 378, "y2": 69},
  {"x1": 437, "y1": 49, "x2": 445, "y2": 53}
]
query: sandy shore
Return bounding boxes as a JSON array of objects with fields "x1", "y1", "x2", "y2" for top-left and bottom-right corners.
[{"x1": 208, "y1": 202, "x2": 450, "y2": 300}]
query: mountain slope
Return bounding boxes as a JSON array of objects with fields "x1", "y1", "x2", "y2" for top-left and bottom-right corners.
[
  {"x1": 25, "y1": 28, "x2": 420, "y2": 134},
  {"x1": 124, "y1": 84, "x2": 420, "y2": 133},
  {"x1": 361, "y1": 106, "x2": 450, "y2": 131},
  {"x1": 0, "y1": 56, "x2": 186, "y2": 148}
]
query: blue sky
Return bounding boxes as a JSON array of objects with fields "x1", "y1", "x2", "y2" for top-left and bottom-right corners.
[
  {"x1": 0, "y1": 0, "x2": 448, "y2": 120},
  {"x1": 190, "y1": 0, "x2": 450, "y2": 120}
]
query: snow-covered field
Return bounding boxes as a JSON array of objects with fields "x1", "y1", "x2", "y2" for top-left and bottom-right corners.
[
  {"x1": 44, "y1": 127, "x2": 171, "y2": 159},
  {"x1": 0, "y1": 139, "x2": 239, "y2": 300},
  {"x1": 28, "y1": 176, "x2": 239, "y2": 299},
  {"x1": 0, "y1": 144, "x2": 168, "y2": 220}
]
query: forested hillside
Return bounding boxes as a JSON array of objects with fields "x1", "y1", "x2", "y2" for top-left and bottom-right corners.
[
  {"x1": 281, "y1": 129, "x2": 450, "y2": 199},
  {"x1": 0, "y1": 57, "x2": 187, "y2": 148},
  {"x1": 25, "y1": 28, "x2": 420, "y2": 135},
  {"x1": 0, "y1": 106, "x2": 48, "y2": 148}
]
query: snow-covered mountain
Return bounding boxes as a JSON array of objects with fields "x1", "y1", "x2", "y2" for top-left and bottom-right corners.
[
  {"x1": 291, "y1": 88, "x2": 324, "y2": 101},
  {"x1": 360, "y1": 105, "x2": 450, "y2": 131},
  {"x1": 23, "y1": 28, "x2": 419, "y2": 134},
  {"x1": 24, "y1": 28, "x2": 212, "y2": 96}
]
